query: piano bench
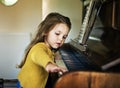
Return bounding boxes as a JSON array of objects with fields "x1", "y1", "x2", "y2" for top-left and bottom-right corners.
[{"x1": 54, "y1": 71, "x2": 120, "y2": 88}]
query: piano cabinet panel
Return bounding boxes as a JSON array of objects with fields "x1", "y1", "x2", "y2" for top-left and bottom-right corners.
[
  {"x1": 115, "y1": 0, "x2": 120, "y2": 29},
  {"x1": 99, "y1": 0, "x2": 120, "y2": 30}
]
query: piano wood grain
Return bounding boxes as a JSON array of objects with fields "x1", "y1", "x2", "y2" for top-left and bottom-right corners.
[{"x1": 54, "y1": 71, "x2": 120, "y2": 88}]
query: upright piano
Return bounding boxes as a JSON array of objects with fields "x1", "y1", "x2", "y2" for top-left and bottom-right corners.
[{"x1": 57, "y1": 0, "x2": 120, "y2": 73}]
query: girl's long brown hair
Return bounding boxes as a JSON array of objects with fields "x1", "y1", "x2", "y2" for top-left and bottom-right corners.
[{"x1": 17, "y1": 12, "x2": 71, "y2": 68}]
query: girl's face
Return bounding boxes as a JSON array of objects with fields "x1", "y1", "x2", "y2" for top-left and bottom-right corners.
[{"x1": 45, "y1": 23, "x2": 70, "y2": 49}]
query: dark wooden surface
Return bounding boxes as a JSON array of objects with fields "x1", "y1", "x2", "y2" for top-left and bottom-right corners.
[{"x1": 54, "y1": 71, "x2": 120, "y2": 88}]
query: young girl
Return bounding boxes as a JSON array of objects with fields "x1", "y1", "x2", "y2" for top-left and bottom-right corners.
[{"x1": 17, "y1": 12, "x2": 71, "y2": 88}]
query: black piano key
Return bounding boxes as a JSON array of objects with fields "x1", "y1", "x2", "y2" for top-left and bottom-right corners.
[{"x1": 59, "y1": 43, "x2": 101, "y2": 71}]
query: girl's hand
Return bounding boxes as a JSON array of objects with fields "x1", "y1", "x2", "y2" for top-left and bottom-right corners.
[{"x1": 46, "y1": 62, "x2": 68, "y2": 75}]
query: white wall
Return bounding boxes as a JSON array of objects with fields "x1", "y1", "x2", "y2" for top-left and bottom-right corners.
[
  {"x1": 0, "y1": 0, "x2": 42, "y2": 33},
  {"x1": 0, "y1": 33, "x2": 30, "y2": 79},
  {"x1": 0, "y1": 0, "x2": 42, "y2": 79}
]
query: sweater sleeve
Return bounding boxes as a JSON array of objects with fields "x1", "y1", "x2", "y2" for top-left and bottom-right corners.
[{"x1": 30, "y1": 43, "x2": 55, "y2": 68}]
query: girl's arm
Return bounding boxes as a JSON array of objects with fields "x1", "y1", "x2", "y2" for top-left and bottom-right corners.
[{"x1": 45, "y1": 62, "x2": 68, "y2": 75}]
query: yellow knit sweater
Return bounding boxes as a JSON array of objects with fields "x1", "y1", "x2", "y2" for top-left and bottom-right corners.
[{"x1": 18, "y1": 42, "x2": 55, "y2": 88}]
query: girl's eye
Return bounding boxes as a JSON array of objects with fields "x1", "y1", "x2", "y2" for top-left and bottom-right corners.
[
  {"x1": 55, "y1": 32, "x2": 60, "y2": 35},
  {"x1": 63, "y1": 36, "x2": 67, "y2": 39}
]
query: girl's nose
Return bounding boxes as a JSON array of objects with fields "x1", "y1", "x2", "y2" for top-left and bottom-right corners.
[{"x1": 58, "y1": 36, "x2": 63, "y2": 41}]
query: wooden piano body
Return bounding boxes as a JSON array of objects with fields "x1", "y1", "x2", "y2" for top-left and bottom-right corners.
[
  {"x1": 54, "y1": 71, "x2": 120, "y2": 88},
  {"x1": 56, "y1": 0, "x2": 120, "y2": 73},
  {"x1": 54, "y1": 0, "x2": 120, "y2": 87}
]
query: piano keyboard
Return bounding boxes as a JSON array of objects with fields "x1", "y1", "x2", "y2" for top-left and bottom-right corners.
[
  {"x1": 56, "y1": 59, "x2": 68, "y2": 70},
  {"x1": 57, "y1": 43, "x2": 101, "y2": 71}
]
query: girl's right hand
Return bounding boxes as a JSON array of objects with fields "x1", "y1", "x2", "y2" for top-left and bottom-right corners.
[{"x1": 45, "y1": 62, "x2": 68, "y2": 75}]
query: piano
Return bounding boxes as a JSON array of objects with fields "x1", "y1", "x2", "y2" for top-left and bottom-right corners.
[{"x1": 56, "y1": 0, "x2": 120, "y2": 73}]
